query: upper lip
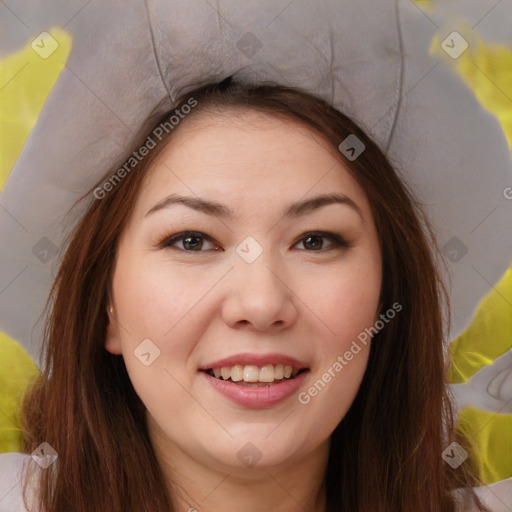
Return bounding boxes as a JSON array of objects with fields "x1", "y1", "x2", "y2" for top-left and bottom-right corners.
[{"x1": 199, "y1": 352, "x2": 309, "y2": 370}]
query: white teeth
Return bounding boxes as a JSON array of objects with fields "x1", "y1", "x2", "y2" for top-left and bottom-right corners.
[
  {"x1": 210, "y1": 363, "x2": 304, "y2": 383},
  {"x1": 231, "y1": 365, "x2": 243, "y2": 382},
  {"x1": 243, "y1": 365, "x2": 260, "y2": 382},
  {"x1": 259, "y1": 365, "x2": 275, "y2": 382}
]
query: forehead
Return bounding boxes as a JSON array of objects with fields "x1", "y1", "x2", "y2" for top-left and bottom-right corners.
[
  {"x1": 160, "y1": 107, "x2": 336, "y2": 164},
  {"x1": 133, "y1": 108, "x2": 370, "y2": 218}
]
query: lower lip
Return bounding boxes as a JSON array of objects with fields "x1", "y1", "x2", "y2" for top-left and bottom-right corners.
[{"x1": 201, "y1": 370, "x2": 309, "y2": 409}]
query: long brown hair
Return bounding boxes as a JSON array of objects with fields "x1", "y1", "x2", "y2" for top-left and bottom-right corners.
[{"x1": 19, "y1": 78, "x2": 489, "y2": 511}]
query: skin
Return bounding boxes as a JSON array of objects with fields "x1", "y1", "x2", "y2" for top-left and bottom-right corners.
[{"x1": 105, "y1": 109, "x2": 382, "y2": 512}]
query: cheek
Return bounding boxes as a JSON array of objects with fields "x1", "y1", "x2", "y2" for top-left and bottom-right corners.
[
  {"x1": 296, "y1": 269, "x2": 378, "y2": 439},
  {"x1": 297, "y1": 345, "x2": 370, "y2": 449},
  {"x1": 292, "y1": 248, "x2": 380, "y2": 430},
  {"x1": 114, "y1": 258, "x2": 219, "y2": 341},
  {"x1": 299, "y1": 254, "x2": 381, "y2": 355},
  {"x1": 115, "y1": 262, "x2": 200, "y2": 416},
  {"x1": 112, "y1": 259, "x2": 229, "y2": 389}
]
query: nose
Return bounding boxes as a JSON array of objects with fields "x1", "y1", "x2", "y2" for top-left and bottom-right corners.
[{"x1": 221, "y1": 251, "x2": 298, "y2": 332}]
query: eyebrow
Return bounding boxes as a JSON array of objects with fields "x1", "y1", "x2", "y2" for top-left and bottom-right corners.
[{"x1": 145, "y1": 192, "x2": 363, "y2": 220}]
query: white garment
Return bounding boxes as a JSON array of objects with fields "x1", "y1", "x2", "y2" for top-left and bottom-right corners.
[
  {"x1": 0, "y1": 453, "x2": 35, "y2": 512},
  {"x1": 0, "y1": 452, "x2": 511, "y2": 511}
]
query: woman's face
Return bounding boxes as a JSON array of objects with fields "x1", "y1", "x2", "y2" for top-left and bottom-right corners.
[{"x1": 106, "y1": 109, "x2": 382, "y2": 473}]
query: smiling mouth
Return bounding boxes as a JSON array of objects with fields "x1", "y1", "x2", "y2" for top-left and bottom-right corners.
[{"x1": 201, "y1": 364, "x2": 308, "y2": 387}]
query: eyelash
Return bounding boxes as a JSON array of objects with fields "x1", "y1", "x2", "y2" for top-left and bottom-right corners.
[{"x1": 159, "y1": 230, "x2": 350, "y2": 253}]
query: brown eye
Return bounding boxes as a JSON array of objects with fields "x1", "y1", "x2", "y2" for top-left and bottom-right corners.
[
  {"x1": 301, "y1": 234, "x2": 324, "y2": 250},
  {"x1": 181, "y1": 235, "x2": 204, "y2": 251},
  {"x1": 161, "y1": 231, "x2": 220, "y2": 252},
  {"x1": 295, "y1": 231, "x2": 349, "y2": 251}
]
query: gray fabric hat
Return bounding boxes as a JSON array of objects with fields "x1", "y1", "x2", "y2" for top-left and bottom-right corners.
[{"x1": 0, "y1": 0, "x2": 511, "y2": 363}]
